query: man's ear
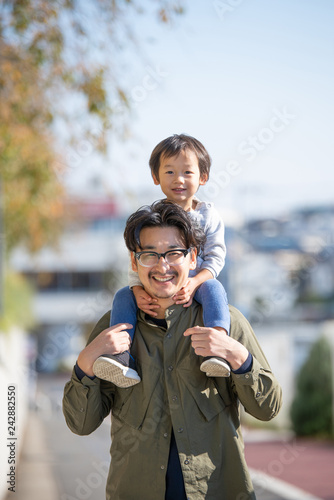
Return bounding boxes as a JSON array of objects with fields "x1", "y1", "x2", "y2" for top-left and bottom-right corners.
[
  {"x1": 199, "y1": 173, "x2": 208, "y2": 186},
  {"x1": 131, "y1": 252, "x2": 138, "y2": 272},
  {"x1": 189, "y1": 248, "x2": 197, "y2": 270},
  {"x1": 152, "y1": 173, "x2": 160, "y2": 186}
]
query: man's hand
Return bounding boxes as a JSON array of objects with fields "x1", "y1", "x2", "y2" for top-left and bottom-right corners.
[
  {"x1": 172, "y1": 278, "x2": 198, "y2": 307},
  {"x1": 132, "y1": 285, "x2": 160, "y2": 317},
  {"x1": 184, "y1": 326, "x2": 249, "y2": 371},
  {"x1": 77, "y1": 323, "x2": 133, "y2": 377}
]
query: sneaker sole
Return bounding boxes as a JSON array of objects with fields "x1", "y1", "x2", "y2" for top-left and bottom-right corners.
[
  {"x1": 93, "y1": 357, "x2": 141, "y2": 388},
  {"x1": 200, "y1": 359, "x2": 231, "y2": 377}
]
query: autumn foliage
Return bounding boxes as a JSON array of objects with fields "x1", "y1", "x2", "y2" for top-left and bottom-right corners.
[{"x1": 0, "y1": 0, "x2": 183, "y2": 253}]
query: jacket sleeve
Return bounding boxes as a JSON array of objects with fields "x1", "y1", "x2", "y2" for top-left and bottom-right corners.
[
  {"x1": 62, "y1": 312, "x2": 116, "y2": 435},
  {"x1": 221, "y1": 306, "x2": 282, "y2": 421}
]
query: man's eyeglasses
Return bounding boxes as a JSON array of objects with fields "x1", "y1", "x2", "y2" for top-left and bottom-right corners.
[{"x1": 134, "y1": 248, "x2": 191, "y2": 267}]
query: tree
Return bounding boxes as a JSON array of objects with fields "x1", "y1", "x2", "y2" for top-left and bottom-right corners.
[
  {"x1": 0, "y1": 0, "x2": 184, "y2": 252},
  {"x1": 290, "y1": 336, "x2": 333, "y2": 437}
]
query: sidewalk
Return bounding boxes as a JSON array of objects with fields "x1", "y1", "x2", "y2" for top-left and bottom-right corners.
[
  {"x1": 244, "y1": 429, "x2": 334, "y2": 500},
  {"x1": 7, "y1": 412, "x2": 58, "y2": 500}
]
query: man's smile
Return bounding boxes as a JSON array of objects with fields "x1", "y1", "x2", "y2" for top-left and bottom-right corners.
[{"x1": 151, "y1": 274, "x2": 176, "y2": 283}]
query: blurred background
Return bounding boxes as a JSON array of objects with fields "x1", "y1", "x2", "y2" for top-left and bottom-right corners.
[{"x1": 0, "y1": 1, "x2": 333, "y2": 499}]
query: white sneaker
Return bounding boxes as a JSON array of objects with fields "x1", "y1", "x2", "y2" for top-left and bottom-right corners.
[
  {"x1": 93, "y1": 354, "x2": 141, "y2": 388},
  {"x1": 200, "y1": 357, "x2": 230, "y2": 377}
]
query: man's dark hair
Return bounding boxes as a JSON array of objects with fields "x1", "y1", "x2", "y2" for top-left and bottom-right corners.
[
  {"x1": 124, "y1": 200, "x2": 206, "y2": 254},
  {"x1": 149, "y1": 134, "x2": 212, "y2": 182}
]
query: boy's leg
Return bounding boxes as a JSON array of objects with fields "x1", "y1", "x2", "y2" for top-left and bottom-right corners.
[
  {"x1": 92, "y1": 287, "x2": 141, "y2": 387},
  {"x1": 194, "y1": 280, "x2": 231, "y2": 377},
  {"x1": 109, "y1": 286, "x2": 137, "y2": 336}
]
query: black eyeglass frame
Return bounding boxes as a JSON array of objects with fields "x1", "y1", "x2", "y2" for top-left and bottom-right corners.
[{"x1": 134, "y1": 248, "x2": 191, "y2": 267}]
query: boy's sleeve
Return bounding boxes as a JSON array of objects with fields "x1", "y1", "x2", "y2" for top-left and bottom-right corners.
[
  {"x1": 200, "y1": 205, "x2": 226, "y2": 278},
  {"x1": 128, "y1": 259, "x2": 142, "y2": 288}
]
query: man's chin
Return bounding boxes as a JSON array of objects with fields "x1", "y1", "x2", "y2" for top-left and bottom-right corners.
[
  {"x1": 148, "y1": 288, "x2": 175, "y2": 299},
  {"x1": 151, "y1": 291, "x2": 175, "y2": 300},
  {"x1": 148, "y1": 285, "x2": 176, "y2": 301}
]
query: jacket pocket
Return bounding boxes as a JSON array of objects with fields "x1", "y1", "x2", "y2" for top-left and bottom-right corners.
[
  {"x1": 111, "y1": 358, "x2": 162, "y2": 430},
  {"x1": 180, "y1": 372, "x2": 228, "y2": 422}
]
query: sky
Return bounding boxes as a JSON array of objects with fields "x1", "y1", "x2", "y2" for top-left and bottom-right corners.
[{"x1": 65, "y1": 0, "x2": 334, "y2": 225}]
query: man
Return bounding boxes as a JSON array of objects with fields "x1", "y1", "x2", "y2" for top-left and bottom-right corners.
[{"x1": 63, "y1": 200, "x2": 282, "y2": 500}]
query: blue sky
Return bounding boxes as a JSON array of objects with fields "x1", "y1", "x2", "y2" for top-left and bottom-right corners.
[{"x1": 66, "y1": 0, "x2": 334, "y2": 223}]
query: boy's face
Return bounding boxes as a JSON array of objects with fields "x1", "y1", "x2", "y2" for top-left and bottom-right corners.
[{"x1": 152, "y1": 149, "x2": 208, "y2": 211}]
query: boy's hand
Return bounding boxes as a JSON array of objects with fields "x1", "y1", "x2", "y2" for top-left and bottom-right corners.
[
  {"x1": 173, "y1": 278, "x2": 197, "y2": 307},
  {"x1": 132, "y1": 285, "x2": 160, "y2": 317}
]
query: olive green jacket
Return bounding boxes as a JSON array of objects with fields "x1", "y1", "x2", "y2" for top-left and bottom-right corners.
[{"x1": 63, "y1": 304, "x2": 282, "y2": 500}]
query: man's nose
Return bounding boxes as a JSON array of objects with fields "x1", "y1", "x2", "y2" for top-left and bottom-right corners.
[{"x1": 155, "y1": 256, "x2": 170, "y2": 271}]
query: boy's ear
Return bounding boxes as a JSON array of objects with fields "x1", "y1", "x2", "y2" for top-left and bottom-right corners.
[
  {"x1": 199, "y1": 173, "x2": 208, "y2": 186},
  {"x1": 152, "y1": 173, "x2": 160, "y2": 186},
  {"x1": 131, "y1": 252, "x2": 138, "y2": 272}
]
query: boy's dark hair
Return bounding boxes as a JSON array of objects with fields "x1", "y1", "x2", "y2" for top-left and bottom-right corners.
[
  {"x1": 149, "y1": 134, "x2": 212, "y2": 181},
  {"x1": 124, "y1": 200, "x2": 206, "y2": 254}
]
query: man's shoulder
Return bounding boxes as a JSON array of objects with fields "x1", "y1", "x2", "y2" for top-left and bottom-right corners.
[
  {"x1": 86, "y1": 311, "x2": 111, "y2": 345},
  {"x1": 229, "y1": 305, "x2": 252, "y2": 329}
]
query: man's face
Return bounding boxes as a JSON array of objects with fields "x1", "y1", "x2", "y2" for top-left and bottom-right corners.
[{"x1": 131, "y1": 226, "x2": 197, "y2": 301}]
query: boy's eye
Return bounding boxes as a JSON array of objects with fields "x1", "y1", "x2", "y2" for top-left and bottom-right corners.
[{"x1": 185, "y1": 170, "x2": 194, "y2": 175}]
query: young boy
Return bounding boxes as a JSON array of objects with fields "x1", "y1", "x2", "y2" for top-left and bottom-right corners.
[{"x1": 93, "y1": 134, "x2": 230, "y2": 387}]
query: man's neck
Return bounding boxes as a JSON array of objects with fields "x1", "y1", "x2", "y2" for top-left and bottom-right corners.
[{"x1": 151, "y1": 298, "x2": 175, "y2": 319}]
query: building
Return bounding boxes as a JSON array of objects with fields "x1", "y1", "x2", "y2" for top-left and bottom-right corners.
[{"x1": 10, "y1": 197, "x2": 128, "y2": 371}]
